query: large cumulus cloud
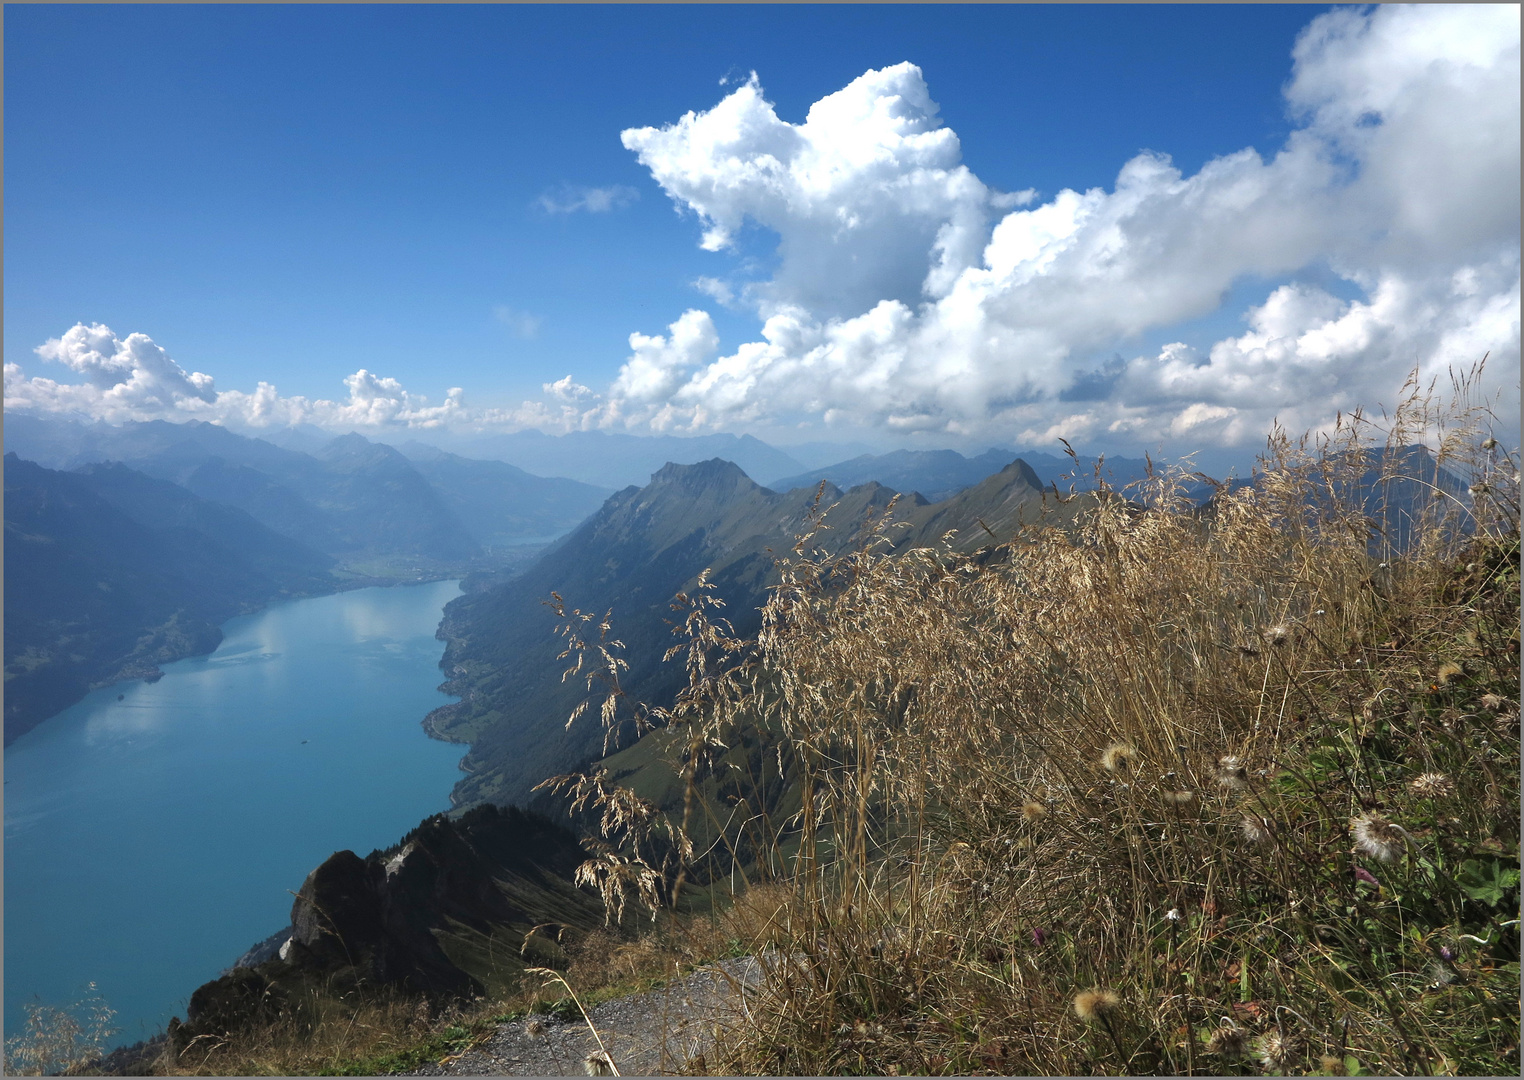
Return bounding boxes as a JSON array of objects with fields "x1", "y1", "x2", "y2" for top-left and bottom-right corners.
[
  {"x1": 600, "y1": 3, "x2": 1520, "y2": 447},
  {"x1": 6, "y1": 5, "x2": 1517, "y2": 452}
]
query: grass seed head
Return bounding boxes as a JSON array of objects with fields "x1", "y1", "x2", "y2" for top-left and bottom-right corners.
[
  {"x1": 1072, "y1": 988, "x2": 1121, "y2": 1020},
  {"x1": 1351, "y1": 813, "x2": 1406, "y2": 862}
]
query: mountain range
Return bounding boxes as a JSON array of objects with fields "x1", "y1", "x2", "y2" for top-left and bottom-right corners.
[
  {"x1": 3, "y1": 414, "x2": 609, "y2": 572},
  {"x1": 3, "y1": 455, "x2": 337, "y2": 743},
  {"x1": 767, "y1": 445, "x2": 1165, "y2": 501},
  {"x1": 426, "y1": 455, "x2": 1097, "y2": 808}
]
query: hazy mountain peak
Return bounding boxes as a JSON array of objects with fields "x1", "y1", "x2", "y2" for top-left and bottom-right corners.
[{"x1": 647, "y1": 458, "x2": 756, "y2": 495}]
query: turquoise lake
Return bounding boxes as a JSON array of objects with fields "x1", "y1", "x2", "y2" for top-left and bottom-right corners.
[{"x1": 4, "y1": 580, "x2": 468, "y2": 1047}]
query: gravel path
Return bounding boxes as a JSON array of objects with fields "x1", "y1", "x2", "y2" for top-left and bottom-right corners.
[{"x1": 403, "y1": 956, "x2": 761, "y2": 1076}]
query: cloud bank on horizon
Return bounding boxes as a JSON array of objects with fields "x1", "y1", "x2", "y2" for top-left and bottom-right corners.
[{"x1": 5, "y1": 4, "x2": 1519, "y2": 451}]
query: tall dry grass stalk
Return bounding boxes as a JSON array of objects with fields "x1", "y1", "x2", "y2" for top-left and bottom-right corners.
[{"x1": 547, "y1": 369, "x2": 1520, "y2": 1076}]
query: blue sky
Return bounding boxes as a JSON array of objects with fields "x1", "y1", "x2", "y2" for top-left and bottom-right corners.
[{"x1": 5, "y1": 4, "x2": 1519, "y2": 462}]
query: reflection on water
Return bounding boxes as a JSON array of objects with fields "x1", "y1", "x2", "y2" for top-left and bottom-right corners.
[{"x1": 3, "y1": 580, "x2": 467, "y2": 1046}]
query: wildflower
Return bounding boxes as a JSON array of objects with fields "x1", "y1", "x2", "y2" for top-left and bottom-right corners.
[
  {"x1": 1409, "y1": 772, "x2": 1455, "y2": 799},
  {"x1": 1100, "y1": 742, "x2": 1138, "y2": 772},
  {"x1": 1353, "y1": 866, "x2": 1379, "y2": 887},
  {"x1": 1253, "y1": 1030, "x2": 1297, "y2": 1072},
  {"x1": 1438, "y1": 945, "x2": 1455, "y2": 962},
  {"x1": 1162, "y1": 789, "x2": 1196, "y2": 805},
  {"x1": 1072, "y1": 988, "x2": 1121, "y2": 1020},
  {"x1": 1351, "y1": 813, "x2": 1406, "y2": 863},
  {"x1": 525, "y1": 1018, "x2": 547, "y2": 1039},
  {"x1": 1206, "y1": 1024, "x2": 1248, "y2": 1058},
  {"x1": 1241, "y1": 816, "x2": 1273, "y2": 845},
  {"x1": 1031, "y1": 927, "x2": 1049, "y2": 947},
  {"x1": 1021, "y1": 799, "x2": 1047, "y2": 822},
  {"x1": 1215, "y1": 755, "x2": 1249, "y2": 791},
  {"x1": 583, "y1": 1051, "x2": 617, "y2": 1076},
  {"x1": 1436, "y1": 661, "x2": 1464, "y2": 686}
]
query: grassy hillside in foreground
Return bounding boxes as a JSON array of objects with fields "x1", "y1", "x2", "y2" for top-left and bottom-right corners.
[{"x1": 535, "y1": 406, "x2": 1520, "y2": 1076}]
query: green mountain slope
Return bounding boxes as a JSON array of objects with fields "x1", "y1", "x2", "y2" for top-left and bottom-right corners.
[
  {"x1": 3, "y1": 455, "x2": 336, "y2": 743},
  {"x1": 428, "y1": 456, "x2": 1100, "y2": 809}
]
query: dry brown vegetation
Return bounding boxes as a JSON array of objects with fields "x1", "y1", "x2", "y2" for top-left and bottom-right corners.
[{"x1": 550, "y1": 372, "x2": 1520, "y2": 1076}]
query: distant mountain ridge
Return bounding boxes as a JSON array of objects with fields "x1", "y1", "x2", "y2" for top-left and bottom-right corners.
[
  {"x1": 397, "y1": 442, "x2": 611, "y2": 547},
  {"x1": 3, "y1": 455, "x2": 337, "y2": 743},
  {"x1": 768, "y1": 445, "x2": 1163, "y2": 502},
  {"x1": 3, "y1": 415, "x2": 607, "y2": 572},
  {"x1": 402, "y1": 428, "x2": 809, "y2": 489},
  {"x1": 428, "y1": 455, "x2": 1099, "y2": 808}
]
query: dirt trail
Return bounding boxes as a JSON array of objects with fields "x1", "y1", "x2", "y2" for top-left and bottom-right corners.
[{"x1": 404, "y1": 957, "x2": 761, "y2": 1076}]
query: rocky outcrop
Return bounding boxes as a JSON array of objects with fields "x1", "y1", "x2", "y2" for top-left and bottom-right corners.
[{"x1": 168, "y1": 804, "x2": 605, "y2": 1049}]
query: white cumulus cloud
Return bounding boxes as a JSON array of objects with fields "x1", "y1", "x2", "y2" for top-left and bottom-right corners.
[
  {"x1": 5, "y1": 324, "x2": 467, "y2": 431},
  {"x1": 599, "y1": 4, "x2": 1519, "y2": 449}
]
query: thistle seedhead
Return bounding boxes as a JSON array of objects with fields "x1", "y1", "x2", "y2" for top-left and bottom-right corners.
[
  {"x1": 1241, "y1": 815, "x2": 1273, "y2": 845},
  {"x1": 1262, "y1": 624, "x2": 1292, "y2": 647},
  {"x1": 1436, "y1": 661, "x2": 1465, "y2": 686},
  {"x1": 525, "y1": 1018, "x2": 547, "y2": 1040},
  {"x1": 1409, "y1": 771, "x2": 1455, "y2": 799},
  {"x1": 1215, "y1": 755, "x2": 1249, "y2": 791},
  {"x1": 1021, "y1": 799, "x2": 1047, "y2": 822},
  {"x1": 1100, "y1": 742, "x2": 1138, "y2": 773},
  {"x1": 1479, "y1": 692, "x2": 1506, "y2": 711},
  {"x1": 1072, "y1": 988, "x2": 1121, "y2": 1020},
  {"x1": 583, "y1": 1050, "x2": 617, "y2": 1076},
  {"x1": 1252, "y1": 1030, "x2": 1297, "y2": 1072},
  {"x1": 1351, "y1": 813, "x2": 1406, "y2": 863},
  {"x1": 1206, "y1": 1024, "x2": 1248, "y2": 1058},
  {"x1": 1162, "y1": 789, "x2": 1196, "y2": 805}
]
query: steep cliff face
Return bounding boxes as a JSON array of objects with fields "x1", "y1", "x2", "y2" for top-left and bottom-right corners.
[{"x1": 170, "y1": 805, "x2": 604, "y2": 1046}]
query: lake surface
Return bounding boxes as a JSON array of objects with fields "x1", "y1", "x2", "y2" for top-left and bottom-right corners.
[{"x1": 4, "y1": 580, "x2": 468, "y2": 1046}]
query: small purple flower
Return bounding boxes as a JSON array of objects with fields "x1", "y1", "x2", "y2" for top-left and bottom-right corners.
[
  {"x1": 1439, "y1": 946, "x2": 1455, "y2": 962},
  {"x1": 1032, "y1": 927, "x2": 1049, "y2": 946},
  {"x1": 1354, "y1": 867, "x2": 1379, "y2": 886}
]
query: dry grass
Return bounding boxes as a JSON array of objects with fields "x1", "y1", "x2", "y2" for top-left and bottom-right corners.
[{"x1": 550, "y1": 369, "x2": 1520, "y2": 1076}]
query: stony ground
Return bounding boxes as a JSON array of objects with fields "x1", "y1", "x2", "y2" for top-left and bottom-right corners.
[{"x1": 403, "y1": 957, "x2": 761, "y2": 1077}]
